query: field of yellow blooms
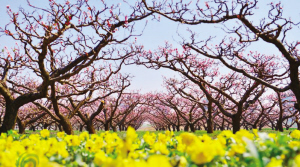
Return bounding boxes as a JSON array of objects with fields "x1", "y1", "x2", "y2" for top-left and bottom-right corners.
[{"x1": 1, "y1": 128, "x2": 300, "y2": 167}]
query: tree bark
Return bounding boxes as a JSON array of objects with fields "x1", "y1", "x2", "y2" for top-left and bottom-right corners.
[
  {"x1": 16, "y1": 118, "x2": 26, "y2": 134},
  {"x1": 104, "y1": 122, "x2": 110, "y2": 131},
  {"x1": 0, "y1": 104, "x2": 18, "y2": 133},
  {"x1": 189, "y1": 124, "x2": 195, "y2": 132},
  {"x1": 232, "y1": 114, "x2": 241, "y2": 134},
  {"x1": 184, "y1": 125, "x2": 189, "y2": 131},
  {"x1": 276, "y1": 119, "x2": 284, "y2": 132},
  {"x1": 60, "y1": 118, "x2": 73, "y2": 135},
  {"x1": 86, "y1": 120, "x2": 96, "y2": 134},
  {"x1": 207, "y1": 119, "x2": 214, "y2": 134}
]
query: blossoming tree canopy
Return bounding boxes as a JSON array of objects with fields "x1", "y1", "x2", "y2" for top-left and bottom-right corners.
[{"x1": 0, "y1": 0, "x2": 153, "y2": 133}]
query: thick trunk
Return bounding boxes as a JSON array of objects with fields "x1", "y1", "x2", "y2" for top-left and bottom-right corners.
[
  {"x1": 0, "y1": 104, "x2": 18, "y2": 133},
  {"x1": 207, "y1": 114, "x2": 214, "y2": 134},
  {"x1": 60, "y1": 118, "x2": 73, "y2": 135},
  {"x1": 207, "y1": 120, "x2": 214, "y2": 134},
  {"x1": 176, "y1": 125, "x2": 180, "y2": 131},
  {"x1": 232, "y1": 114, "x2": 241, "y2": 134},
  {"x1": 86, "y1": 120, "x2": 96, "y2": 134},
  {"x1": 104, "y1": 123, "x2": 110, "y2": 131},
  {"x1": 276, "y1": 119, "x2": 284, "y2": 132},
  {"x1": 297, "y1": 123, "x2": 300, "y2": 130}
]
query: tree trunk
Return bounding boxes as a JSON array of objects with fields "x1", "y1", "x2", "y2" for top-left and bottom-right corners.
[
  {"x1": 220, "y1": 118, "x2": 225, "y2": 130},
  {"x1": 58, "y1": 124, "x2": 63, "y2": 131},
  {"x1": 232, "y1": 114, "x2": 241, "y2": 134},
  {"x1": 0, "y1": 104, "x2": 18, "y2": 133},
  {"x1": 79, "y1": 124, "x2": 84, "y2": 132},
  {"x1": 226, "y1": 123, "x2": 230, "y2": 130},
  {"x1": 297, "y1": 122, "x2": 300, "y2": 130},
  {"x1": 104, "y1": 122, "x2": 110, "y2": 131},
  {"x1": 184, "y1": 125, "x2": 189, "y2": 131},
  {"x1": 207, "y1": 121, "x2": 213, "y2": 133},
  {"x1": 30, "y1": 125, "x2": 36, "y2": 131},
  {"x1": 189, "y1": 124, "x2": 195, "y2": 132},
  {"x1": 44, "y1": 123, "x2": 50, "y2": 130},
  {"x1": 276, "y1": 119, "x2": 284, "y2": 132},
  {"x1": 207, "y1": 115, "x2": 214, "y2": 134},
  {"x1": 176, "y1": 125, "x2": 180, "y2": 131},
  {"x1": 17, "y1": 119, "x2": 26, "y2": 134},
  {"x1": 86, "y1": 120, "x2": 96, "y2": 134},
  {"x1": 60, "y1": 118, "x2": 73, "y2": 135}
]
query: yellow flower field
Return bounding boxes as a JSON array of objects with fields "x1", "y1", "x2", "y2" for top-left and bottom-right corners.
[{"x1": 1, "y1": 128, "x2": 300, "y2": 167}]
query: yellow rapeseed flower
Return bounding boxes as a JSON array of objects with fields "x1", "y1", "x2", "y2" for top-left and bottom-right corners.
[
  {"x1": 294, "y1": 154, "x2": 300, "y2": 167},
  {"x1": 64, "y1": 135, "x2": 80, "y2": 146},
  {"x1": 79, "y1": 131, "x2": 89, "y2": 141},
  {"x1": 228, "y1": 143, "x2": 246, "y2": 156},
  {"x1": 94, "y1": 150, "x2": 107, "y2": 166},
  {"x1": 40, "y1": 129, "x2": 50, "y2": 138},
  {"x1": 266, "y1": 157, "x2": 282, "y2": 167},
  {"x1": 180, "y1": 132, "x2": 196, "y2": 147},
  {"x1": 291, "y1": 130, "x2": 300, "y2": 139},
  {"x1": 147, "y1": 155, "x2": 172, "y2": 167},
  {"x1": 289, "y1": 141, "x2": 300, "y2": 149},
  {"x1": 252, "y1": 129, "x2": 258, "y2": 137},
  {"x1": 126, "y1": 126, "x2": 138, "y2": 141},
  {"x1": 179, "y1": 156, "x2": 187, "y2": 167},
  {"x1": 57, "y1": 132, "x2": 65, "y2": 139},
  {"x1": 268, "y1": 133, "x2": 277, "y2": 141}
]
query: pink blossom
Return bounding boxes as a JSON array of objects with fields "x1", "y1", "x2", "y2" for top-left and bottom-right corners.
[
  {"x1": 125, "y1": 16, "x2": 128, "y2": 24},
  {"x1": 205, "y1": 2, "x2": 209, "y2": 8}
]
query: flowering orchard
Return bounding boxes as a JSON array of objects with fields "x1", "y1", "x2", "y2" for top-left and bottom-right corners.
[
  {"x1": 1, "y1": 1, "x2": 300, "y2": 166},
  {"x1": 0, "y1": 0, "x2": 300, "y2": 135},
  {"x1": 1, "y1": 128, "x2": 300, "y2": 166}
]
